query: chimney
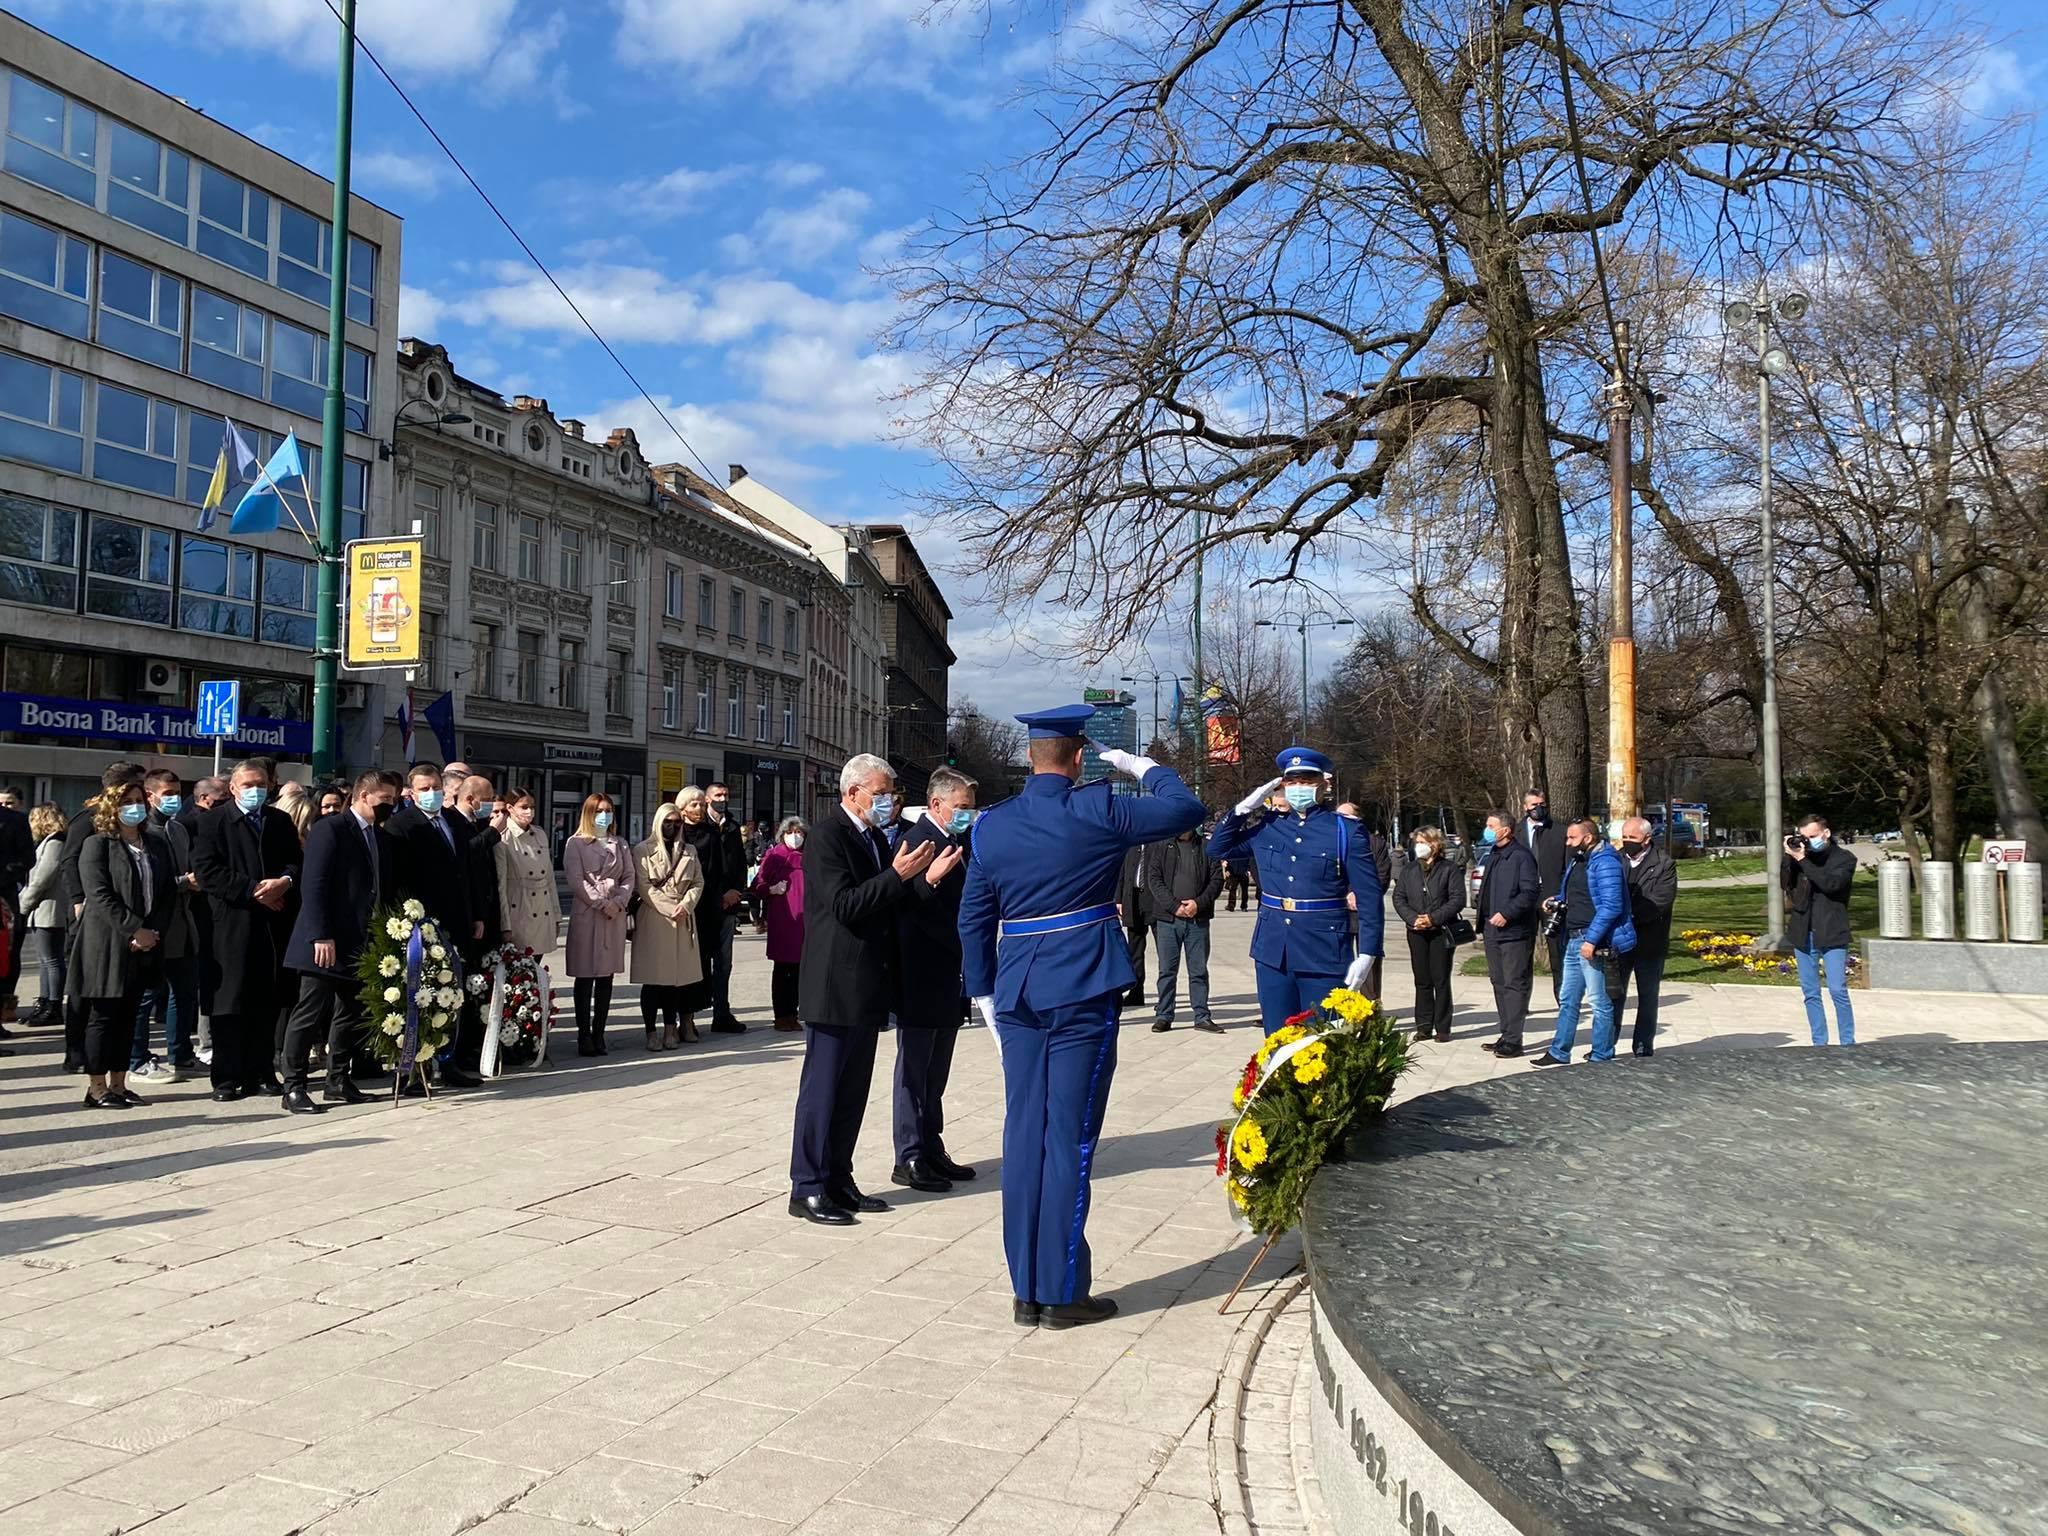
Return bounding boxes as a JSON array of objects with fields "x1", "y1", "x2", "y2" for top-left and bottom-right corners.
[
  {"x1": 728, "y1": 463, "x2": 748, "y2": 486},
  {"x1": 512, "y1": 394, "x2": 548, "y2": 414},
  {"x1": 562, "y1": 419, "x2": 585, "y2": 441}
]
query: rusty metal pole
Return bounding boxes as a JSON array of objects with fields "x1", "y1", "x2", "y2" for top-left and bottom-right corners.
[{"x1": 1604, "y1": 321, "x2": 1637, "y2": 830}]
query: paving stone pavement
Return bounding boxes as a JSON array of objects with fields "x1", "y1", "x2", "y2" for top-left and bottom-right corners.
[{"x1": 3, "y1": 912, "x2": 2045, "y2": 1535}]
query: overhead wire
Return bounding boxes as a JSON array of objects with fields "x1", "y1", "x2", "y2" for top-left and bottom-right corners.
[{"x1": 312, "y1": 0, "x2": 722, "y2": 485}]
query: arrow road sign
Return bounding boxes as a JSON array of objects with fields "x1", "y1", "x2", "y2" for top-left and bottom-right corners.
[{"x1": 195, "y1": 680, "x2": 240, "y2": 739}]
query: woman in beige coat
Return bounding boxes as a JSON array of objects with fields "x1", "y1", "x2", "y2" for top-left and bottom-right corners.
[
  {"x1": 564, "y1": 792, "x2": 635, "y2": 1056},
  {"x1": 631, "y1": 803, "x2": 706, "y2": 1050},
  {"x1": 494, "y1": 789, "x2": 562, "y2": 956}
]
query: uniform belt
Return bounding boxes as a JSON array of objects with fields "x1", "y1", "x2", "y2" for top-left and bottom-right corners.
[
  {"x1": 1260, "y1": 895, "x2": 1347, "y2": 913},
  {"x1": 998, "y1": 903, "x2": 1119, "y2": 938}
]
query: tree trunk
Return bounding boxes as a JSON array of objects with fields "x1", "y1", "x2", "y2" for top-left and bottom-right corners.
[
  {"x1": 1965, "y1": 580, "x2": 2048, "y2": 862},
  {"x1": 1925, "y1": 735, "x2": 1959, "y2": 864}
]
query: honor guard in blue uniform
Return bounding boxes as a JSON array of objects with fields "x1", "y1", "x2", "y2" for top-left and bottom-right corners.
[
  {"x1": 959, "y1": 704, "x2": 1205, "y2": 1328},
  {"x1": 1208, "y1": 746, "x2": 1383, "y2": 1034}
]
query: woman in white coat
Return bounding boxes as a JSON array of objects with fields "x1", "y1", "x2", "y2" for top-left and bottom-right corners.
[
  {"x1": 563, "y1": 792, "x2": 634, "y2": 1057},
  {"x1": 631, "y1": 803, "x2": 706, "y2": 1049},
  {"x1": 493, "y1": 789, "x2": 562, "y2": 956}
]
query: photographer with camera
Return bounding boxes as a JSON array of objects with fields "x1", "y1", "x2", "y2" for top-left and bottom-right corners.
[
  {"x1": 1528, "y1": 819, "x2": 1635, "y2": 1068},
  {"x1": 1782, "y1": 814, "x2": 1857, "y2": 1046}
]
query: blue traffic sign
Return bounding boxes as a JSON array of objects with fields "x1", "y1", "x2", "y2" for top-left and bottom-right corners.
[{"x1": 196, "y1": 680, "x2": 240, "y2": 738}]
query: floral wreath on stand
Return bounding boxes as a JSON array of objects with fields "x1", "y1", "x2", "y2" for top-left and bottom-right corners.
[
  {"x1": 480, "y1": 942, "x2": 550, "y2": 1076},
  {"x1": 1214, "y1": 985, "x2": 1412, "y2": 1310},
  {"x1": 356, "y1": 899, "x2": 489, "y2": 1099}
]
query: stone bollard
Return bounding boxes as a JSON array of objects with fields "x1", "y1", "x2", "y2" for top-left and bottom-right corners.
[
  {"x1": 1962, "y1": 862, "x2": 2000, "y2": 942},
  {"x1": 1877, "y1": 858, "x2": 1912, "y2": 939},
  {"x1": 2008, "y1": 863, "x2": 2043, "y2": 943},
  {"x1": 1921, "y1": 860, "x2": 1955, "y2": 940}
]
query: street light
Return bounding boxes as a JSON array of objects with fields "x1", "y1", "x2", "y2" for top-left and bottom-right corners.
[
  {"x1": 1254, "y1": 611, "x2": 1354, "y2": 736},
  {"x1": 1119, "y1": 671, "x2": 1192, "y2": 751},
  {"x1": 377, "y1": 399, "x2": 473, "y2": 461},
  {"x1": 1724, "y1": 290, "x2": 1811, "y2": 949}
]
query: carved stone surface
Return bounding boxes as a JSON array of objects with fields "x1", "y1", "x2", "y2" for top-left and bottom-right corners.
[{"x1": 1302, "y1": 1043, "x2": 2048, "y2": 1535}]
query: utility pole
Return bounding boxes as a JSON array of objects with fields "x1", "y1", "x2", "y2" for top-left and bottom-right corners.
[
  {"x1": 1297, "y1": 620, "x2": 1310, "y2": 738},
  {"x1": 311, "y1": 0, "x2": 357, "y2": 780},
  {"x1": 1756, "y1": 302, "x2": 1784, "y2": 947},
  {"x1": 1605, "y1": 319, "x2": 1637, "y2": 829},
  {"x1": 1190, "y1": 511, "x2": 1205, "y2": 803}
]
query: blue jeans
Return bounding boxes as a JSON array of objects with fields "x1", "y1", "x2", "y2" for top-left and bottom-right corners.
[
  {"x1": 1151, "y1": 919, "x2": 1212, "y2": 1026},
  {"x1": 1547, "y1": 933, "x2": 1617, "y2": 1062},
  {"x1": 1793, "y1": 939, "x2": 1855, "y2": 1045},
  {"x1": 134, "y1": 952, "x2": 200, "y2": 1069}
]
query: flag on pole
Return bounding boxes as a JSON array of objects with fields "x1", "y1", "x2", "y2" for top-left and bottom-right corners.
[
  {"x1": 197, "y1": 418, "x2": 260, "y2": 532},
  {"x1": 1169, "y1": 676, "x2": 1186, "y2": 745},
  {"x1": 397, "y1": 688, "x2": 416, "y2": 765},
  {"x1": 421, "y1": 691, "x2": 457, "y2": 763},
  {"x1": 228, "y1": 431, "x2": 310, "y2": 536}
]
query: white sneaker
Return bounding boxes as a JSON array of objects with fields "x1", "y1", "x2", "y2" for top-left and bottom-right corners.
[
  {"x1": 194, "y1": 1047, "x2": 213, "y2": 1066},
  {"x1": 129, "y1": 1060, "x2": 168, "y2": 1081}
]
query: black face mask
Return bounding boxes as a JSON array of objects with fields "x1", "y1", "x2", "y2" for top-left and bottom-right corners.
[
  {"x1": 1621, "y1": 839, "x2": 1647, "y2": 856},
  {"x1": 370, "y1": 801, "x2": 395, "y2": 826},
  {"x1": 1528, "y1": 807, "x2": 1550, "y2": 825}
]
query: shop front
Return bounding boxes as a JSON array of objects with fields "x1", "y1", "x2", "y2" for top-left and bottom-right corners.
[
  {"x1": 724, "y1": 750, "x2": 801, "y2": 828},
  {"x1": 465, "y1": 731, "x2": 648, "y2": 860}
]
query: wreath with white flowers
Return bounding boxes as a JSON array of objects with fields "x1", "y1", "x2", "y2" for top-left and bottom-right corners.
[
  {"x1": 356, "y1": 899, "x2": 489, "y2": 1078},
  {"x1": 482, "y1": 942, "x2": 550, "y2": 1073}
]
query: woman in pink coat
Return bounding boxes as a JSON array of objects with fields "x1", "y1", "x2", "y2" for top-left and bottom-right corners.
[
  {"x1": 752, "y1": 816, "x2": 806, "y2": 1032},
  {"x1": 563, "y1": 792, "x2": 635, "y2": 1056}
]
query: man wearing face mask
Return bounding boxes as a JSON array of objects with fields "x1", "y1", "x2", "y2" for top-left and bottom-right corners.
[
  {"x1": 386, "y1": 763, "x2": 483, "y2": 1087},
  {"x1": 1208, "y1": 747, "x2": 1384, "y2": 1036},
  {"x1": 280, "y1": 770, "x2": 398, "y2": 1110},
  {"x1": 1783, "y1": 813, "x2": 1857, "y2": 1046},
  {"x1": 1143, "y1": 824, "x2": 1224, "y2": 1034},
  {"x1": 452, "y1": 775, "x2": 505, "y2": 1077},
  {"x1": 788, "y1": 755, "x2": 951, "y2": 1225},
  {"x1": 1529, "y1": 819, "x2": 1635, "y2": 1068},
  {"x1": 1475, "y1": 811, "x2": 1539, "y2": 1057},
  {"x1": 890, "y1": 767, "x2": 981, "y2": 1192},
  {"x1": 129, "y1": 770, "x2": 201, "y2": 1082},
  {"x1": 1614, "y1": 817, "x2": 1676, "y2": 1056},
  {"x1": 703, "y1": 782, "x2": 748, "y2": 1032},
  {"x1": 192, "y1": 758, "x2": 301, "y2": 1101},
  {"x1": 1520, "y1": 790, "x2": 1569, "y2": 1000}
]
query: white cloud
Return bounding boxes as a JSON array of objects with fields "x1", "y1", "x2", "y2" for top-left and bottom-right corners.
[
  {"x1": 747, "y1": 188, "x2": 872, "y2": 268},
  {"x1": 611, "y1": 0, "x2": 973, "y2": 95},
  {"x1": 355, "y1": 149, "x2": 448, "y2": 201},
  {"x1": 94, "y1": 0, "x2": 525, "y2": 77},
  {"x1": 398, "y1": 284, "x2": 446, "y2": 335}
]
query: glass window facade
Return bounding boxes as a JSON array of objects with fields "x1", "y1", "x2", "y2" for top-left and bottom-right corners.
[
  {"x1": 0, "y1": 210, "x2": 89, "y2": 338},
  {"x1": 106, "y1": 120, "x2": 191, "y2": 245},
  {"x1": 559, "y1": 524, "x2": 583, "y2": 590},
  {"x1": 4, "y1": 72, "x2": 97, "y2": 205},
  {"x1": 178, "y1": 533, "x2": 255, "y2": 638},
  {"x1": 0, "y1": 352, "x2": 85, "y2": 472},
  {"x1": 516, "y1": 513, "x2": 542, "y2": 581},
  {"x1": 0, "y1": 492, "x2": 77, "y2": 611},
  {"x1": 196, "y1": 163, "x2": 270, "y2": 279},
  {"x1": 259, "y1": 552, "x2": 314, "y2": 646},
  {"x1": 473, "y1": 500, "x2": 499, "y2": 571},
  {"x1": 92, "y1": 382, "x2": 179, "y2": 497},
  {"x1": 86, "y1": 512, "x2": 173, "y2": 625},
  {"x1": 95, "y1": 249, "x2": 183, "y2": 369}
]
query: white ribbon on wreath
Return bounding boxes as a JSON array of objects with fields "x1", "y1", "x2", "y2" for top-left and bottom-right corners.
[
  {"x1": 479, "y1": 955, "x2": 507, "y2": 1079},
  {"x1": 1223, "y1": 1025, "x2": 1335, "y2": 1232}
]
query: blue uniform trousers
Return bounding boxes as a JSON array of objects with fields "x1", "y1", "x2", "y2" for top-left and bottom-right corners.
[
  {"x1": 995, "y1": 996, "x2": 1120, "y2": 1306},
  {"x1": 1254, "y1": 961, "x2": 1343, "y2": 1036},
  {"x1": 893, "y1": 1024, "x2": 959, "y2": 1165},
  {"x1": 789, "y1": 1023, "x2": 879, "y2": 1200}
]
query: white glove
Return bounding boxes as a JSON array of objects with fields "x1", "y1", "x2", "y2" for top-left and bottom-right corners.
[
  {"x1": 1096, "y1": 747, "x2": 1158, "y2": 779},
  {"x1": 1343, "y1": 954, "x2": 1376, "y2": 992},
  {"x1": 769, "y1": 881, "x2": 788, "y2": 896},
  {"x1": 1236, "y1": 777, "x2": 1284, "y2": 817},
  {"x1": 972, "y1": 996, "x2": 997, "y2": 1030}
]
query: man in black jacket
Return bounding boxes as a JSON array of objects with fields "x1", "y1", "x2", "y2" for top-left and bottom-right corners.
[
  {"x1": 1144, "y1": 827, "x2": 1224, "y2": 1033},
  {"x1": 129, "y1": 769, "x2": 202, "y2": 1080},
  {"x1": 280, "y1": 770, "x2": 398, "y2": 1111},
  {"x1": 1476, "y1": 810, "x2": 1540, "y2": 1057},
  {"x1": 1784, "y1": 813, "x2": 1857, "y2": 1046},
  {"x1": 704, "y1": 781, "x2": 748, "y2": 1031},
  {"x1": 1615, "y1": 816, "x2": 1678, "y2": 1056},
  {"x1": 1116, "y1": 844, "x2": 1149, "y2": 1009},
  {"x1": 788, "y1": 755, "x2": 947, "y2": 1225},
  {"x1": 386, "y1": 762, "x2": 482, "y2": 1086},
  {"x1": 192, "y1": 759, "x2": 300, "y2": 1100},
  {"x1": 891, "y1": 768, "x2": 979, "y2": 1192},
  {"x1": 1519, "y1": 790, "x2": 1568, "y2": 999},
  {"x1": 0, "y1": 793, "x2": 32, "y2": 1030}
]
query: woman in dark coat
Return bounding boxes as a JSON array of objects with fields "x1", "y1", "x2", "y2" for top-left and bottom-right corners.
[
  {"x1": 73, "y1": 782, "x2": 176, "y2": 1108},
  {"x1": 1393, "y1": 825, "x2": 1463, "y2": 1044},
  {"x1": 674, "y1": 787, "x2": 730, "y2": 1025}
]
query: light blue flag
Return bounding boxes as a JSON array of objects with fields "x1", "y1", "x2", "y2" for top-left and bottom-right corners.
[{"x1": 228, "y1": 432, "x2": 308, "y2": 536}]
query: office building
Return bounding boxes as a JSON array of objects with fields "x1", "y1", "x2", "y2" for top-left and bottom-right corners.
[{"x1": 865, "y1": 523, "x2": 952, "y2": 799}]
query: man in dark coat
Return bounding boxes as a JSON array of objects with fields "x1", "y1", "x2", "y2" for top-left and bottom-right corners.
[
  {"x1": 61, "y1": 762, "x2": 146, "y2": 1072},
  {"x1": 281, "y1": 770, "x2": 398, "y2": 1112},
  {"x1": 704, "y1": 782, "x2": 748, "y2": 1031},
  {"x1": 1615, "y1": 816, "x2": 1678, "y2": 1056},
  {"x1": 1143, "y1": 827, "x2": 1224, "y2": 1033},
  {"x1": 129, "y1": 769, "x2": 202, "y2": 1079},
  {"x1": 386, "y1": 762, "x2": 482, "y2": 1086},
  {"x1": 1115, "y1": 843, "x2": 1149, "y2": 1009},
  {"x1": 1783, "y1": 813, "x2": 1858, "y2": 1046},
  {"x1": 192, "y1": 758, "x2": 300, "y2": 1101},
  {"x1": 1476, "y1": 811, "x2": 1541, "y2": 1057},
  {"x1": 452, "y1": 774, "x2": 503, "y2": 1077},
  {"x1": 787, "y1": 755, "x2": 946, "y2": 1225},
  {"x1": 1519, "y1": 789, "x2": 1568, "y2": 999},
  {"x1": 0, "y1": 792, "x2": 32, "y2": 1031},
  {"x1": 891, "y1": 768, "x2": 979, "y2": 1193}
]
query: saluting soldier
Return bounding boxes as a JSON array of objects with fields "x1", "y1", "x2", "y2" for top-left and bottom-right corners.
[
  {"x1": 1208, "y1": 746, "x2": 1383, "y2": 1035},
  {"x1": 959, "y1": 705, "x2": 1204, "y2": 1329}
]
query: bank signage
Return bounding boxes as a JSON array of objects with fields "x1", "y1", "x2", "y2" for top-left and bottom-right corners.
[{"x1": 1, "y1": 690, "x2": 312, "y2": 755}]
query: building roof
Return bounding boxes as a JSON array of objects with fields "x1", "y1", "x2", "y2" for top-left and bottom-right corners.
[{"x1": 651, "y1": 464, "x2": 816, "y2": 561}]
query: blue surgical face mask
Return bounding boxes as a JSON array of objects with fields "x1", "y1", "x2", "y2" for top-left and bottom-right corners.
[
  {"x1": 866, "y1": 792, "x2": 896, "y2": 828},
  {"x1": 237, "y1": 786, "x2": 268, "y2": 813},
  {"x1": 947, "y1": 808, "x2": 974, "y2": 835},
  {"x1": 593, "y1": 810, "x2": 613, "y2": 831},
  {"x1": 1807, "y1": 834, "x2": 1827, "y2": 851},
  {"x1": 1481, "y1": 825, "x2": 1499, "y2": 845},
  {"x1": 156, "y1": 794, "x2": 182, "y2": 816},
  {"x1": 119, "y1": 802, "x2": 149, "y2": 827},
  {"x1": 1283, "y1": 785, "x2": 1318, "y2": 812},
  {"x1": 473, "y1": 801, "x2": 495, "y2": 822},
  {"x1": 414, "y1": 789, "x2": 443, "y2": 815}
]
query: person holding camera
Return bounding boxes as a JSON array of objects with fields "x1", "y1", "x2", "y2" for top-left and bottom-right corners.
[
  {"x1": 1782, "y1": 814, "x2": 1856, "y2": 1046},
  {"x1": 1528, "y1": 819, "x2": 1635, "y2": 1068}
]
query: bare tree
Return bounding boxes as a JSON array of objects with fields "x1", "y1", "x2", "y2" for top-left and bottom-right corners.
[
  {"x1": 945, "y1": 698, "x2": 1027, "y2": 796},
  {"x1": 894, "y1": 0, "x2": 1955, "y2": 813}
]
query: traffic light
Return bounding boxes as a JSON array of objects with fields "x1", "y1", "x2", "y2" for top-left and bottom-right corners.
[{"x1": 945, "y1": 740, "x2": 959, "y2": 767}]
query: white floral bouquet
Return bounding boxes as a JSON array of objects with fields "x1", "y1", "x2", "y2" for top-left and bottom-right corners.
[{"x1": 357, "y1": 898, "x2": 482, "y2": 1074}]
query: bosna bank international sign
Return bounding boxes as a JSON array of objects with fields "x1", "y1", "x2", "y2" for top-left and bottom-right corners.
[{"x1": 0, "y1": 692, "x2": 312, "y2": 755}]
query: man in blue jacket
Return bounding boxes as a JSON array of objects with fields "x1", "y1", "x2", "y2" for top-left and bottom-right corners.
[
  {"x1": 959, "y1": 704, "x2": 1204, "y2": 1328},
  {"x1": 1529, "y1": 818, "x2": 1635, "y2": 1067},
  {"x1": 1207, "y1": 747, "x2": 1383, "y2": 1034}
]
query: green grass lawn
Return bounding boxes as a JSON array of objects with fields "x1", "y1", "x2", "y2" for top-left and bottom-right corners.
[
  {"x1": 1674, "y1": 852, "x2": 1768, "y2": 882},
  {"x1": 1457, "y1": 876, "x2": 1879, "y2": 987}
]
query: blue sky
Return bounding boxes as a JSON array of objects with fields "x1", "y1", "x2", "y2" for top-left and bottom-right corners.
[{"x1": 16, "y1": 0, "x2": 2048, "y2": 720}]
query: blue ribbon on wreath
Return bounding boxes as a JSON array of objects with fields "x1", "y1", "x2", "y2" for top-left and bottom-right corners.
[
  {"x1": 399, "y1": 922, "x2": 424, "y2": 1076},
  {"x1": 434, "y1": 940, "x2": 466, "y2": 1068}
]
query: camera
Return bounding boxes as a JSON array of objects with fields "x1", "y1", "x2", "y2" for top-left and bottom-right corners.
[{"x1": 1784, "y1": 834, "x2": 1802, "y2": 851}]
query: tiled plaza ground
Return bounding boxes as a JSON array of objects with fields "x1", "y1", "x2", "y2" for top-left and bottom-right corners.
[{"x1": 2, "y1": 911, "x2": 2043, "y2": 1535}]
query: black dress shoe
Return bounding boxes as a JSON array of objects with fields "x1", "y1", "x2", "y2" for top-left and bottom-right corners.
[
  {"x1": 1012, "y1": 1299, "x2": 1042, "y2": 1327},
  {"x1": 891, "y1": 1161, "x2": 952, "y2": 1194},
  {"x1": 281, "y1": 1087, "x2": 327, "y2": 1114},
  {"x1": 1041, "y1": 1295, "x2": 1118, "y2": 1329},
  {"x1": 81, "y1": 1090, "x2": 128, "y2": 1110},
  {"x1": 112, "y1": 1088, "x2": 149, "y2": 1107},
  {"x1": 323, "y1": 1078, "x2": 371, "y2": 1104},
  {"x1": 210, "y1": 1085, "x2": 244, "y2": 1103},
  {"x1": 440, "y1": 1067, "x2": 484, "y2": 1088},
  {"x1": 788, "y1": 1194, "x2": 855, "y2": 1226},
  {"x1": 1633, "y1": 1046, "x2": 1654, "y2": 1058},
  {"x1": 1150, "y1": 1020, "x2": 1172, "y2": 1032},
  {"x1": 710, "y1": 1019, "x2": 746, "y2": 1034},
  {"x1": 1485, "y1": 1041, "x2": 1523, "y2": 1058},
  {"x1": 1528, "y1": 1051, "x2": 1569, "y2": 1068},
  {"x1": 399, "y1": 1078, "x2": 428, "y2": 1098},
  {"x1": 248, "y1": 1076, "x2": 283, "y2": 1096},
  {"x1": 827, "y1": 1185, "x2": 889, "y2": 1214},
  {"x1": 1193, "y1": 1018, "x2": 1224, "y2": 1034},
  {"x1": 931, "y1": 1153, "x2": 977, "y2": 1182}
]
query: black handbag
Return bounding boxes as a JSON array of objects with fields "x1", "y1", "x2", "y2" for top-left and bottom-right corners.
[{"x1": 1447, "y1": 915, "x2": 1477, "y2": 947}]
